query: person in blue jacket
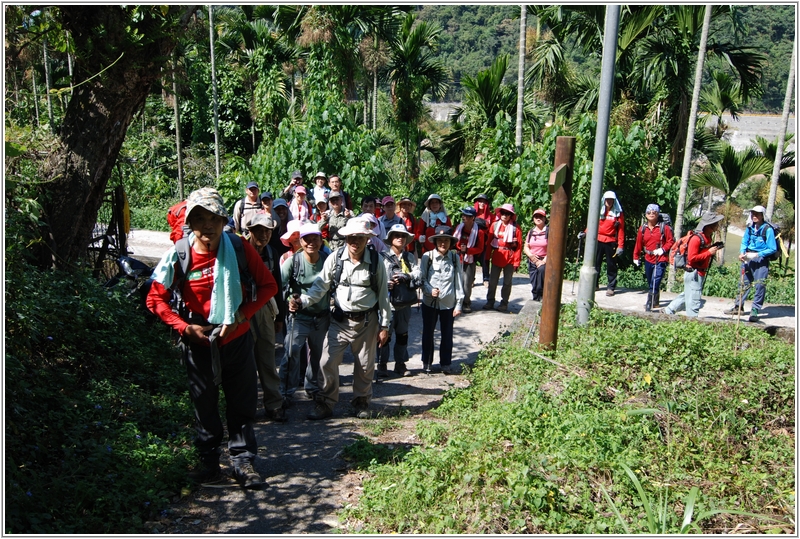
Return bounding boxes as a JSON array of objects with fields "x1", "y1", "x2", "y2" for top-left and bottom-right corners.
[{"x1": 724, "y1": 205, "x2": 778, "y2": 323}]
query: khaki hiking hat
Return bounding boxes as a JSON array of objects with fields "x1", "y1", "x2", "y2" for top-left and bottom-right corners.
[
  {"x1": 429, "y1": 225, "x2": 456, "y2": 242},
  {"x1": 337, "y1": 217, "x2": 377, "y2": 237},
  {"x1": 246, "y1": 213, "x2": 276, "y2": 230},
  {"x1": 695, "y1": 212, "x2": 724, "y2": 231}
]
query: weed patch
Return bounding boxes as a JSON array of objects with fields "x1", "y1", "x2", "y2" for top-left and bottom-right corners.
[{"x1": 342, "y1": 303, "x2": 795, "y2": 533}]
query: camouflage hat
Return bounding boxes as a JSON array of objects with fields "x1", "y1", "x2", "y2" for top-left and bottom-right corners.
[{"x1": 186, "y1": 187, "x2": 229, "y2": 222}]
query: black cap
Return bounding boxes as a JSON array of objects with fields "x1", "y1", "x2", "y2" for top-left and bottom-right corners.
[
  {"x1": 246, "y1": 181, "x2": 259, "y2": 190},
  {"x1": 260, "y1": 191, "x2": 273, "y2": 200},
  {"x1": 291, "y1": 170, "x2": 303, "y2": 179},
  {"x1": 474, "y1": 193, "x2": 489, "y2": 202}
]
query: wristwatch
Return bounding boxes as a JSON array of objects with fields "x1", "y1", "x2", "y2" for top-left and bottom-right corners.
[
  {"x1": 380, "y1": 326, "x2": 389, "y2": 332},
  {"x1": 235, "y1": 310, "x2": 247, "y2": 324}
]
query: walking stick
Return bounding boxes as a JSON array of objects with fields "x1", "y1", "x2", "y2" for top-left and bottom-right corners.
[
  {"x1": 571, "y1": 234, "x2": 583, "y2": 295},
  {"x1": 282, "y1": 294, "x2": 300, "y2": 391}
]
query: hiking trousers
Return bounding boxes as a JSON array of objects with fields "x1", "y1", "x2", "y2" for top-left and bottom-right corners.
[
  {"x1": 280, "y1": 312, "x2": 330, "y2": 398},
  {"x1": 184, "y1": 331, "x2": 258, "y2": 467},
  {"x1": 528, "y1": 260, "x2": 546, "y2": 301},
  {"x1": 486, "y1": 263, "x2": 514, "y2": 306},
  {"x1": 665, "y1": 270, "x2": 705, "y2": 317},
  {"x1": 420, "y1": 303, "x2": 454, "y2": 367},
  {"x1": 378, "y1": 305, "x2": 411, "y2": 368},
  {"x1": 595, "y1": 241, "x2": 619, "y2": 290},
  {"x1": 462, "y1": 260, "x2": 478, "y2": 307},
  {"x1": 735, "y1": 258, "x2": 769, "y2": 311},
  {"x1": 251, "y1": 305, "x2": 283, "y2": 411},
  {"x1": 319, "y1": 309, "x2": 379, "y2": 406}
]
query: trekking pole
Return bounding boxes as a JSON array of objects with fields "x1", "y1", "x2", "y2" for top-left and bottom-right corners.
[
  {"x1": 283, "y1": 294, "x2": 300, "y2": 391},
  {"x1": 571, "y1": 235, "x2": 583, "y2": 295}
]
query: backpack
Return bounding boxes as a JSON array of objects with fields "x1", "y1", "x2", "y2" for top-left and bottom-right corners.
[
  {"x1": 755, "y1": 223, "x2": 781, "y2": 262},
  {"x1": 475, "y1": 217, "x2": 488, "y2": 232},
  {"x1": 638, "y1": 214, "x2": 672, "y2": 248},
  {"x1": 526, "y1": 226, "x2": 549, "y2": 243},
  {"x1": 669, "y1": 230, "x2": 707, "y2": 271},
  {"x1": 167, "y1": 200, "x2": 188, "y2": 244},
  {"x1": 286, "y1": 249, "x2": 329, "y2": 298},
  {"x1": 331, "y1": 245, "x2": 382, "y2": 298},
  {"x1": 384, "y1": 250, "x2": 419, "y2": 308},
  {"x1": 170, "y1": 233, "x2": 256, "y2": 322}
]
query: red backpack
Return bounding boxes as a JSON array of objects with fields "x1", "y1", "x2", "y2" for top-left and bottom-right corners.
[
  {"x1": 669, "y1": 230, "x2": 706, "y2": 271},
  {"x1": 167, "y1": 200, "x2": 188, "y2": 244}
]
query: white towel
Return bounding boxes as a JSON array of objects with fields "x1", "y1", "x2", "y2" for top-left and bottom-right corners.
[{"x1": 454, "y1": 223, "x2": 478, "y2": 263}]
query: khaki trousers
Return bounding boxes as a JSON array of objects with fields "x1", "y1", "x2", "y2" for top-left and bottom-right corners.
[
  {"x1": 251, "y1": 305, "x2": 283, "y2": 410},
  {"x1": 319, "y1": 310, "x2": 379, "y2": 406}
]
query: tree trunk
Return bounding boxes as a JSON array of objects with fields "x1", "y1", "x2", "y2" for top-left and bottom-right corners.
[
  {"x1": 372, "y1": 69, "x2": 378, "y2": 130},
  {"x1": 40, "y1": 6, "x2": 195, "y2": 268},
  {"x1": 515, "y1": 5, "x2": 526, "y2": 155},
  {"x1": 209, "y1": 5, "x2": 221, "y2": 180},
  {"x1": 43, "y1": 38, "x2": 55, "y2": 130},
  {"x1": 766, "y1": 36, "x2": 796, "y2": 220},
  {"x1": 31, "y1": 68, "x2": 40, "y2": 127},
  {"x1": 172, "y1": 48, "x2": 185, "y2": 201}
]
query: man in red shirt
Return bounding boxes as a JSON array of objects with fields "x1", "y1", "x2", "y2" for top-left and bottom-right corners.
[
  {"x1": 662, "y1": 213, "x2": 722, "y2": 317},
  {"x1": 147, "y1": 188, "x2": 278, "y2": 489}
]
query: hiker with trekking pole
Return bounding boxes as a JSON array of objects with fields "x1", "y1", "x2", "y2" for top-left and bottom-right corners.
[
  {"x1": 723, "y1": 205, "x2": 778, "y2": 323},
  {"x1": 632, "y1": 204, "x2": 675, "y2": 311}
]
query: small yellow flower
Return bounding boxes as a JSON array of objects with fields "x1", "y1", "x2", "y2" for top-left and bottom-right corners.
[{"x1": 644, "y1": 373, "x2": 652, "y2": 385}]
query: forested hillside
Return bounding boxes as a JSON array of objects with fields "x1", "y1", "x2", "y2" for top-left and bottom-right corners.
[{"x1": 417, "y1": 4, "x2": 795, "y2": 113}]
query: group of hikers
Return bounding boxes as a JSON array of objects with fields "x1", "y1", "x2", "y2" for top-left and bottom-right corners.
[{"x1": 147, "y1": 170, "x2": 779, "y2": 489}]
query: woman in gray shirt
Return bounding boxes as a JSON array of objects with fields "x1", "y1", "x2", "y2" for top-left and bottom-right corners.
[{"x1": 420, "y1": 226, "x2": 464, "y2": 374}]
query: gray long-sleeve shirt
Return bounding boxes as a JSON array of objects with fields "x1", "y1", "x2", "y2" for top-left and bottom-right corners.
[{"x1": 420, "y1": 249, "x2": 464, "y2": 311}]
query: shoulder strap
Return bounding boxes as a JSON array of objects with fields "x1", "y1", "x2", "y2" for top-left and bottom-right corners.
[
  {"x1": 174, "y1": 237, "x2": 192, "y2": 290},
  {"x1": 237, "y1": 197, "x2": 246, "y2": 230},
  {"x1": 368, "y1": 246, "x2": 380, "y2": 295},
  {"x1": 331, "y1": 246, "x2": 346, "y2": 294}
]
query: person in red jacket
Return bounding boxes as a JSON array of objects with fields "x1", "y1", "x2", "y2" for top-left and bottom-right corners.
[
  {"x1": 454, "y1": 207, "x2": 485, "y2": 313},
  {"x1": 419, "y1": 194, "x2": 451, "y2": 253},
  {"x1": 397, "y1": 197, "x2": 420, "y2": 254},
  {"x1": 473, "y1": 193, "x2": 494, "y2": 286},
  {"x1": 483, "y1": 203, "x2": 522, "y2": 312},
  {"x1": 580, "y1": 191, "x2": 625, "y2": 296},
  {"x1": 146, "y1": 187, "x2": 278, "y2": 489},
  {"x1": 663, "y1": 213, "x2": 723, "y2": 317},
  {"x1": 632, "y1": 203, "x2": 675, "y2": 311}
]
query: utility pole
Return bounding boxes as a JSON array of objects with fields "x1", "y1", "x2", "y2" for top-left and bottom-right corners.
[
  {"x1": 576, "y1": 5, "x2": 619, "y2": 326},
  {"x1": 667, "y1": 5, "x2": 712, "y2": 291},
  {"x1": 766, "y1": 36, "x2": 796, "y2": 220}
]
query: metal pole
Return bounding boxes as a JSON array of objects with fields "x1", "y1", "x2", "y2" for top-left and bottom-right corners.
[
  {"x1": 539, "y1": 136, "x2": 575, "y2": 350},
  {"x1": 576, "y1": 5, "x2": 619, "y2": 326}
]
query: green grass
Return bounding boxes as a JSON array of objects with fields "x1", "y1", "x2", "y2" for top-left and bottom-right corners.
[{"x1": 340, "y1": 303, "x2": 795, "y2": 534}]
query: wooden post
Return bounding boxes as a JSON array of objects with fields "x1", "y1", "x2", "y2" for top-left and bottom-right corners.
[{"x1": 539, "y1": 136, "x2": 575, "y2": 350}]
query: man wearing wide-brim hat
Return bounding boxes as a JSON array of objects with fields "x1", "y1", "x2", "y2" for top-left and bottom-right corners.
[
  {"x1": 288, "y1": 217, "x2": 392, "y2": 420},
  {"x1": 662, "y1": 212, "x2": 723, "y2": 317},
  {"x1": 147, "y1": 187, "x2": 279, "y2": 488},
  {"x1": 723, "y1": 205, "x2": 778, "y2": 322}
]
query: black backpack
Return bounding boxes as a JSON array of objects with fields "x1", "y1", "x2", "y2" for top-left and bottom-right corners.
[
  {"x1": 285, "y1": 249, "x2": 329, "y2": 298},
  {"x1": 170, "y1": 232, "x2": 256, "y2": 322},
  {"x1": 756, "y1": 223, "x2": 781, "y2": 262}
]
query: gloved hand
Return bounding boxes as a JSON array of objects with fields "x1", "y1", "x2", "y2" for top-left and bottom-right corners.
[
  {"x1": 577, "y1": 231, "x2": 586, "y2": 240},
  {"x1": 653, "y1": 248, "x2": 664, "y2": 256},
  {"x1": 615, "y1": 247, "x2": 624, "y2": 257},
  {"x1": 633, "y1": 259, "x2": 641, "y2": 267},
  {"x1": 419, "y1": 235, "x2": 426, "y2": 244},
  {"x1": 746, "y1": 252, "x2": 759, "y2": 260}
]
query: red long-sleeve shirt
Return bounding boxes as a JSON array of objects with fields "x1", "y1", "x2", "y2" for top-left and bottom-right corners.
[
  {"x1": 454, "y1": 223, "x2": 486, "y2": 262},
  {"x1": 633, "y1": 223, "x2": 675, "y2": 264},
  {"x1": 146, "y1": 239, "x2": 278, "y2": 346},
  {"x1": 688, "y1": 230, "x2": 715, "y2": 277},
  {"x1": 598, "y1": 211, "x2": 625, "y2": 248},
  {"x1": 487, "y1": 221, "x2": 522, "y2": 268}
]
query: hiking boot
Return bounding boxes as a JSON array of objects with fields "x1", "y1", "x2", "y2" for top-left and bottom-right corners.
[
  {"x1": 441, "y1": 365, "x2": 456, "y2": 375},
  {"x1": 482, "y1": 302, "x2": 495, "y2": 310},
  {"x1": 724, "y1": 305, "x2": 744, "y2": 316},
  {"x1": 496, "y1": 302, "x2": 508, "y2": 312},
  {"x1": 748, "y1": 308, "x2": 759, "y2": 323},
  {"x1": 421, "y1": 363, "x2": 432, "y2": 375},
  {"x1": 645, "y1": 293, "x2": 653, "y2": 312},
  {"x1": 376, "y1": 363, "x2": 390, "y2": 378},
  {"x1": 264, "y1": 406, "x2": 288, "y2": 423},
  {"x1": 187, "y1": 461, "x2": 223, "y2": 485},
  {"x1": 234, "y1": 462, "x2": 265, "y2": 489},
  {"x1": 351, "y1": 397, "x2": 371, "y2": 419},
  {"x1": 281, "y1": 396, "x2": 293, "y2": 409},
  {"x1": 462, "y1": 303, "x2": 472, "y2": 314},
  {"x1": 393, "y1": 362, "x2": 409, "y2": 377},
  {"x1": 605, "y1": 289, "x2": 615, "y2": 297},
  {"x1": 307, "y1": 400, "x2": 333, "y2": 420}
]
